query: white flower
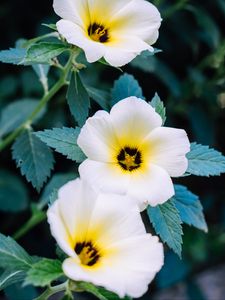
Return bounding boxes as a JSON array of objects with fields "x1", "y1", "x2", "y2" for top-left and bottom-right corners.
[
  {"x1": 77, "y1": 97, "x2": 190, "y2": 210},
  {"x1": 47, "y1": 179, "x2": 164, "y2": 298},
  {"x1": 53, "y1": 0, "x2": 162, "y2": 67}
]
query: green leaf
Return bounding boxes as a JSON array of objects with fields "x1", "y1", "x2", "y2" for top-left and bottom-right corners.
[
  {"x1": 0, "y1": 99, "x2": 46, "y2": 138},
  {"x1": 24, "y1": 42, "x2": 68, "y2": 64},
  {"x1": 0, "y1": 170, "x2": 28, "y2": 213},
  {"x1": 25, "y1": 259, "x2": 63, "y2": 287},
  {"x1": 0, "y1": 270, "x2": 25, "y2": 291},
  {"x1": 12, "y1": 130, "x2": 55, "y2": 191},
  {"x1": 150, "y1": 93, "x2": 166, "y2": 125},
  {"x1": 186, "y1": 143, "x2": 225, "y2": 176},
  {"x1": 173, "y1": 185, "x2": 208, "y2": 232},
  {"x1": 0, "y1": 233, "x2": 33, "y2": 271},
  {"x1": 35, "y1": 127, "x2": 85, "y2": 163},
  {"x1": 147, "y1": 200, "x2": 183, "y2": 258},
  {"x1": 4, "y1": 283, "x2": 38, "y2": 300},
  {"x1": 87, "y1": 86, "x2": 110, "y2": 110},
  {"x1": 38, "y1": 172, "x2": 78, "y2": 209},
  {"x1": 0, "y1": 48, "x2": 26, "y2": 65},
  {"x1": 111, "y1": 73, "x2": 144, "y2": 106},
  {"x1": 42, "y1": 23, "x2": 57, "y2": 31},
  {"x1": 67, "y1": 72, "x2": 90, "y2": 126},
  {"x1": 77, "y1": 282, "x2": 132, "y2": 300}
]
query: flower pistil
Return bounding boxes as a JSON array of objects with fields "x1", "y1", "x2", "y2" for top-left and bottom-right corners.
[
  {"x1": 75, "y1": 241, "x2": 100, "y2": 266},
  {"x1": 88, "y1": 23, "x2": 109, "y2": 43}
]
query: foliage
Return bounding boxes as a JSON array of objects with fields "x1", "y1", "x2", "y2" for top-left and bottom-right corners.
[
  {"x1": 12, "y1": 130, "x2": 55, "y2": 191},
  {"x1": 25, "y1": 259, "x2": 64, "y2": 287},
  {"x1": 0, "y1": 0, "x2": 225, "y2": 299},
  {"x1": 186, "y1": 143, "x2": 225, "y2": 176},
  {"x1": 111, "y1": 73, "x2": 144, "y2": 105},
  {"x1": 147, "y1": 200, "x2": 183, "y2": 257},
  {"x1": 35, "y1": 127, "x2": 85, "y2": 163}
]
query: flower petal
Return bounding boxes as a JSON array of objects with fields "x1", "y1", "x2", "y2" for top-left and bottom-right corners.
[
  {"x1": 89, "y1": 193, "x2": 145, "y2": 247},
  {"x1": 79, "y1": 159, "x2": 130, "y2": 195},
  {"x1": 56, "y1": 20, "x2": 106, "y2": 63},
  {"x1": 128, "y1": 164, "x2": 175, "y2": 208},
  {"x1": 111, "y1": 0, "x2": 162, "y2": 43},
  {"x1": 47, "y1": 179, "x2": 97, "y2": 256},
  {"x1": 145, "y1": 127, "x2": 190, "y2": 177},
  {"x1": 110, "y1": 97, "x2": 162, "y2": 145},
  {"x1": 104, "y1": 36, "x2": 151, "y2": 67},
  {"x1": 77, "y1": 111, "x2": 118, "y2": 163},
  {"x1": 53, "y1": 0, "x2": 89, "y2": 27},
  {"x1": 87, "y1": 0, "x2": 132, "y2": 25},
  {"x1": 63, "y1": 234, "x2": 163, "y2": 298}
]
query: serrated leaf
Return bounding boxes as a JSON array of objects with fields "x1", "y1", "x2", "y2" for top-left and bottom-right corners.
[
  {"x1": 67, "y1": 72, "x2": 90, "y2": 126},
  {"x1": 35, "y1": 127, "x2": 85, "y2": 163},
  {"x1": 77, "y1": 282, "x2": 132, "y2": 300},
  {"x1": 12, "y1": 130, "x2": 54, "y2": 191},
  {"x1": 87, "y1": 86, "x2": 110, "y2": 110},
  {"x1": 0, "y1": 233, "x2": 33, "y2": 271},
  {"x1": 25, "y1": 259, "x2": 63, "y2": 287},
  {"x1": 150, "y1": 93, "x2": 166, "y2": 125},
  {"x1": 186, "y1": 143, "x2": 225, "y2": 176},
  {"x1": 0, "y1": 99, "x2": 46, "y2": 138},
  {"x1": 0, "y1": 170, "x2": 28, "y2": 213},
  {"x1": 147, "y1": 200, "x2": 183, "y2": 257},
  {"x1": 24, "y1": 42, "x2": 68, "y2": 64},
  {"x1": 0, "y1": 48, "x2": 26, "y2": 65},
  {"x1": 173, "y1": 185, "x2": 208, "y2": 232},
  {"x1": 0, "y1": 270, "x2": 25, "y2": 291},
  {"x1": 38, "y1": 172, "x2": 78, "y2": 209},
  {"x1": 111, "y1": 73, "x2": 144, "y2": 105}
]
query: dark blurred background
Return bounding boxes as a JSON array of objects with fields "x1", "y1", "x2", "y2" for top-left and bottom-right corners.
[{"x1": 0, "y1": 0, "x2": 225, "y2": 299}]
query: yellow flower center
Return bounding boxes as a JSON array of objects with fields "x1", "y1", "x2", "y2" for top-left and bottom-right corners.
[
  {"x1": 117, "y1": 147, "x2": 142, "y2": 172},
  {"x1": 75, "y1": 241, "x2": 100, "y2": 266},
  {"x1": 88, "y1": 23, "x2": 109, "y2": 43}
]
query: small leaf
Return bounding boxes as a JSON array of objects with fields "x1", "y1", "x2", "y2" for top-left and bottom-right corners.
[
  {"x1": 111, "y1": 73, "x2": 144, "y2": 105},
  {"x1": 0, "y1": 170, "x2": 28, "y2": 213},
  {"x1": 0, "y1": 99, "x2": 46, "y2": 138},
  {"x1": 42, "y1": 23, "x2": 57, "y2": 31},
  {"x1": 35, "y1": 127, "x2": 85, "y2": 163},
  {"x1": 186, "y1": 143, "x2": 225, "y2": 176},
  {"x1": 0, "y1": 48, "x2": 26, "y2": 65},
  {"x1": 0, "y1": 270, "x2": 25, "y2": 291},
  {"x1": 150, "y1": 93, "x2": 166, "y2": 125},
  {"x1": 173, "y1": 185, "x2": 208, "y2": 232},
  {"x1": 87, "y1": 86, "x2": 110, "y2": 110},
  {"x1": 24, "y1": 42, "x2": 68, "y2": 64},
  {"x1": 38, "y1": 172, "x2": 78, "y2": 209},
  {"x1": 0, "y1": 233, "x2": 33, "y2": 271},
  {"x1": 77, "y1": 282, "x2": 132, "y2": 300},
  {"x1": 12, "y1": 130, "x2": 55, "y2": 191},
  {"x1": 67, "y1": 72, "x2": 90, "y2": 126},
  {"x1": 25, "y1": 259, "x2": 63, "y2": 287},
  {"x1": 147, "y1": 200, "x2": 183, "y2": 258}
]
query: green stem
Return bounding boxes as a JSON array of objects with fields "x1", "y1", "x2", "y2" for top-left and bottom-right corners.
[
  {"x1": 34, "y1": 282, "x2": 68, "y2": 300},
  {"x1": 0, "y1": 52, "x2": 74, "y2": 152},
  {"x1": 13, "y1": 209, "x2": 46, "y2": 240}
]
